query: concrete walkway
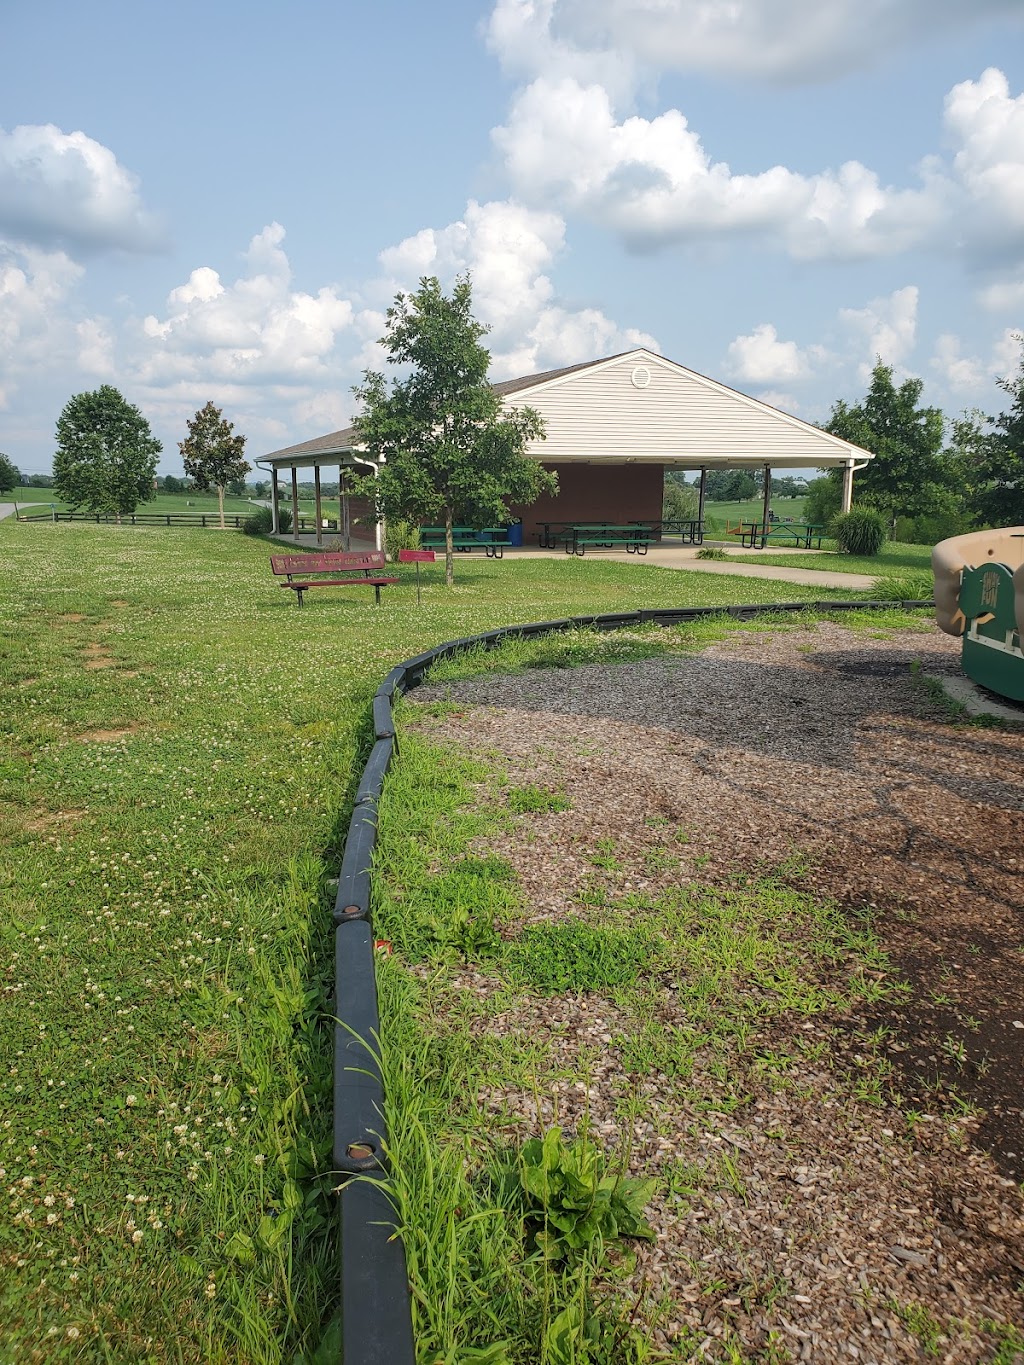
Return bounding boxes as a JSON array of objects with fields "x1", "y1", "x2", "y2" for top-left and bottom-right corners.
[
  {"x1": 515, "y1": 543, "x2": 878, "y2": 590},
  {"x1": 0, "y1": 503, "x2": 17, "y2": 520}
]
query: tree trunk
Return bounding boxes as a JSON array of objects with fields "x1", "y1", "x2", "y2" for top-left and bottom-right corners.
[
  {"x1": 445, "y1": 508, "x2": 454, "y2": 587},
  {"x1": 217, "y1": 483, "x2": 226, "y2": 529}
]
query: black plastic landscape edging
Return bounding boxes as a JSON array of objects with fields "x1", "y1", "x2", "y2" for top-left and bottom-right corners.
[{"x1": 330, "y1": 597, "x2": 933, "y2": 1364}]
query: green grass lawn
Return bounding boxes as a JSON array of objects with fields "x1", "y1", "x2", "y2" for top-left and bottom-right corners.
[
  {"x1": 0, "y1": 523, "x2": 875, "y2": 1361},
  {"x1": 701, "y1": 496, "x2": 808, "y2": 529},
  {"x1": 718, "y1": 540, "x2": 934, "y2": 578},
  {"x1": 7, "y1": 487, "x2": 322, "y2": 519}
]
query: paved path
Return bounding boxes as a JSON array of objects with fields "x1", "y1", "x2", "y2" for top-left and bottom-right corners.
[
  {"x1": 0, "y1": 503, "x2": 17, "y2": 520},
  {"x1": 514, "y1": 544, "x2": 878, "y2": 590}
]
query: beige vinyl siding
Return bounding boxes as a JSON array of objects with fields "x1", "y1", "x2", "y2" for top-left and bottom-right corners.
[{"x1": 502, "y1": 351, "x2": 862, "y2": 468}]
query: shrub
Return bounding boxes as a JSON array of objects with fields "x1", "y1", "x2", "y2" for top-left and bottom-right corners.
[
  {"x1": 384, "y1": 518, "x2": 420, "y2": 561},
  {"x1": 832, "y1": 507, "x2": 886, "y2": 556},
  {"x1": 696, "y1": 546, "x2": 727, "y2": 560},
  {"x1": 242, "y1": 506, "x2": 290, "y2": 536},
  {"x1": 893, "y1": 511, "x2": 974, "y2": 545}
]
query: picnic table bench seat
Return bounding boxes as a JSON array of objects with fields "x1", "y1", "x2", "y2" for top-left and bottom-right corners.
[
  {"x1": 418, "y1": 527, "x2": 512, "y2": 558},
  {"x1": 270, "y1": 550, "x2": 398, "y2": 606},
  {"x1": 560, "y1": 524, "x2": 653, "y2": 556}
]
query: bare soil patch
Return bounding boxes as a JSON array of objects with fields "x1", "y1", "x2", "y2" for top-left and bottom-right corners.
[
  {"x1": 76, "y1": 726, "x2": 139, "y2": 743},
  {"x1": 409, "y1": 621, "x2": 1024, "y2": 1362}
]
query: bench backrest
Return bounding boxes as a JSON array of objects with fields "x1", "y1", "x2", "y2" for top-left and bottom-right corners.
[{"x1": 271, "y1": 550, "x2": 387, "y2": 576}]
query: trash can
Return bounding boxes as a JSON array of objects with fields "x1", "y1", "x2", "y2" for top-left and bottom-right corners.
[{"x1": 508, "y1": 520, "x2": 523, "y2": 547}]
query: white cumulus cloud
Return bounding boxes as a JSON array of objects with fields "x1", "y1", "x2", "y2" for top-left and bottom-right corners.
[
  {"x1": 137, "y1": 223, "x2": 354, "y2": 390},
  {"x1": 488, "y1": 0, "x2": 1022, "y2": 86},
  {"x1": 725, "y1": 323, "x2": 822, "y2": 385},
  {"x1": 494, "y1": 75, "x2": 945, "y2": 259},
  {"x1": 0, "y1": 124, "x2": 161, "y2": 253},
  {"x1": 0, "y1": 245, "x2": 84, "y2": 407},
  {"x1": 839, "y1": 285, "x2": 919, "y2": 378},
  {"x1": 376, "y1": 198, "x2": 656, "y2": 377}
]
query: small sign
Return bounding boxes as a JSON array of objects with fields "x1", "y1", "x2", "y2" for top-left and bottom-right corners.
[{"x1": 399, "y1": 548, "x2": 436, "y2": 562}]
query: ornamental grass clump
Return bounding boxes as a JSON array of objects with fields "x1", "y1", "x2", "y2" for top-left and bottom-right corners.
[
  {"x1": 832, "y1": 506, "x2": 887, "y2": 556},
  {"x1": 242, "y1": 505, "x2": 290, "y2": 535}
]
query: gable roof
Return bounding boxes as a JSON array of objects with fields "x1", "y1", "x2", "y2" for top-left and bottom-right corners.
[{"x1": 259, "y1": 347, "x2": 873, "y2": 470}]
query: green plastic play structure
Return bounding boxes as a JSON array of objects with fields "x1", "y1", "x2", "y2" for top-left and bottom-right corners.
[{"x1": 933, "y1": 527, "x2": 1024, "y2": 703}]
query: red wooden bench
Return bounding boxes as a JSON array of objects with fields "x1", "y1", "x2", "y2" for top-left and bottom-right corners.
[{"x1": 270, "y1": 550, "x2": 398, "y2": 607}]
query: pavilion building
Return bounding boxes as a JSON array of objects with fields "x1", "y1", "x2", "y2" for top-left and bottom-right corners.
[{"x1": 256, "y1": 348, "x2": 874, "y2": 547}]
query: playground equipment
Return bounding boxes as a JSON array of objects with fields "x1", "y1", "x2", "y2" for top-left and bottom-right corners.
[{"x1": 933, "y1": 527, "x2": 1024, "y2": 702}]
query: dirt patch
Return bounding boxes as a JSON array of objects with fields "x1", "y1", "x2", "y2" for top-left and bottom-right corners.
[
  {"x1": 55, "y1": 613, "x2": 86, "y2": 623},
  {"x1": 20, "y1": 808, "x2": 86, "y2": 833},
  {"x1": 407, "y1": 621, "x2": 1024, "y2": 1360},
  {"x1": 76, "y1": 726, "x2": 139, "y2": 744},
  {"x1": 82, "y1": 641, "x2": 115, "y2": 669}
]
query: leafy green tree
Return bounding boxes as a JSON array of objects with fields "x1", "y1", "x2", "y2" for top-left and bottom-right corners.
[
  {"x1": 825, "y1": 362, "x2": 955, "y2": 529},
  {"x1": 663, "y1": 477, "x2": 699, "y2": 521},
  {"x1": 0, "y1": 452, "x2": 21, "y2": 495},
  {"x1": 704, "y1": 468, "x2": 756, "y2": 501},
  {"x1": 179, "y1": 402, "x2": 249, "y2": 528},
  {"x1": 353, "y1": 275, "x2": 554, "y2": 585},
  {"x1": 160, "y1": 474, "x2": 184, "y2": 494},
  {"x1": 804, "y1": 474, "x2": 843, "y2": 530},
  {"x1": 971, "y1": 338, "x2": 1024, "y2": 525},
  {"x1": 53, "y1": 386, "x2": 161, "y2": 518}
]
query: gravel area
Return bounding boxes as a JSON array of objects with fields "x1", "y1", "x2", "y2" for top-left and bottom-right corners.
[{"x1": 406, "y1": 620, "x2": 1024, "y2": 1363}]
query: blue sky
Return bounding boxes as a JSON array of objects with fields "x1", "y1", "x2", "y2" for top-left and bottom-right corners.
[{"x1": 2, "y1": 0, "x2": 1023, "y2": 476}]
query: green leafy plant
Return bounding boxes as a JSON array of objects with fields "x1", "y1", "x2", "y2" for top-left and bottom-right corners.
[
  {"x1": 506, "y1": 784, "x2": 570, "y2": 814},
  {"x1": 506, "y1": 919, "x2": 659, "y2": 994},
  {"x1": 832, "y1": 507, "x2": 887, "y2": 556},
  {"x1": 515, "y1": 1127, "x2": 656, "y2": 1263},
  {"x1": 696, "y1": 546, "x2": 727, "y2": 560}
]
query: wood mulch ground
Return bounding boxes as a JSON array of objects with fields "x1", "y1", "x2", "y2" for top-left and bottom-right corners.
[{"x1": 409, "y1": 620, "x2": 1024, "y2": 1363}]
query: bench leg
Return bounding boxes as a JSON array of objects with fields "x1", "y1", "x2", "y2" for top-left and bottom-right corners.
[
  {"x1": 296, "y1": 588, "x2": 304, "y2": 607},
  {"x1": 374, "y1": 584, "x2": 381, "y2": 605}
]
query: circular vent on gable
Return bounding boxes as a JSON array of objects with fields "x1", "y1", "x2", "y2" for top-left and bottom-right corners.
[{"x1": 631, "y1": 366, "x2": 651, "y2": 389}]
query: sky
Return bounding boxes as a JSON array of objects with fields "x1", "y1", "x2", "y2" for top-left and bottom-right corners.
[{"x1": 2, "y1": 0, "x2": 1024, "y2": 477}]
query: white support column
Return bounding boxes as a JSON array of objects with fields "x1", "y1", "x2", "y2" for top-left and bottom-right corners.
[
  {"x1": 841, "y1": 461, "x2": 854, "y2": 514},
  {"x1": 374, "y1": 461, "x2": 384, "y2": 553}
]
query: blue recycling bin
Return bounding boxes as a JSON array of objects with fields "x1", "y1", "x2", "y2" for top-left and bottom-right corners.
[{"x1": 508, "y1": 521, "x2": 523, "y2": 547}]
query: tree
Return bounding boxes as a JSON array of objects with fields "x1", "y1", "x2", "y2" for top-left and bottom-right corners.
[
  {"x1": 352, "y1": 275, "x2": 554, "y2": 585},
  {"x1": 804, "y1": 474, "x2": 843, "y2": 529},
  {"x1": 825, "y1": 362, "x2": 955, "y2": 529},
  {"x1": 179, "y1": 402, "x2": 249, "y2": 528},
  {"x1": 53, "y1": 386, "x2": 161, "y2": 518},
  {"x1": 704, "y1": 469, "x2": 756, "y2": 501},
  {"x1": 971, "y1": 337, "x2": 1024, "y2": 525},
  {"x1": 227, "y1": 477, "x2": 247, "y2": 497},
  {"x1": 663, "y1": 477, "x2": 699, "y2": 521},
  {"x1": 160, "y1": 474, "x2": 184, "y2": 494},
  {"x1": 0, "y1": 453, "x2": 21, "y2": 495}
]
